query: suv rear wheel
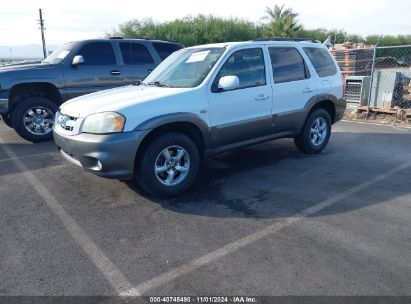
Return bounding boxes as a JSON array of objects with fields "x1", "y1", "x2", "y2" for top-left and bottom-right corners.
[
  {"x1": 135, "y1": 132, "x2": 200, "y2": 198},
  {"x1": 12, "y1": 97, "x2": 58, "y2": 142},
  {"x1": 294, "y1": 108, "x2": 331, "y2": 154}
]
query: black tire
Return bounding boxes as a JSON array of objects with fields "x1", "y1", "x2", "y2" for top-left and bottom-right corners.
[
  {"x1": 11, "y1": 97, "x2": 58, "y2": 142},
  {"x1": 294, "y1": 108, "x2": 332, "y2": 154},
  {"x1": 135, "y1": 132, "x2": 200, "y2": 198},
  {"x1": 1, "y1": 114, "x2": 13, "y2": 128}
]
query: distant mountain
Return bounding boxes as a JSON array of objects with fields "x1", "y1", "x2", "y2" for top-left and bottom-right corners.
[{"x1": 0, "y1": 44, "x2": 60, "y2": 59}]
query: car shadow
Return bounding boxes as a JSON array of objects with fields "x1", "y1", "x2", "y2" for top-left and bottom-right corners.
[
  {"x1": 125, "y1": 131, "x2": 411, "y2": 219},
  {"x1": 0, "y1": 142, "x2": 61, "y2": 177}
]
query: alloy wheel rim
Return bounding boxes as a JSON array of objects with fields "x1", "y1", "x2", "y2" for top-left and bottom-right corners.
[
  {"x1": 23, "y1": 106, "x2": 54, "y2": 135},
  {"x1": 310, "y1": 117, "x2": 328, "y2": 146},
  {"x1": 154, "y1": 145, "x2": 191, "y2": 187}
]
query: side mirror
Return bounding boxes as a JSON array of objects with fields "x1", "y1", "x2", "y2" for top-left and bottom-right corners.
[
  {"x1": 72, "y1": 55, "x2": 84, "y2": 66},
  {"x1": 218, "y1": 75, "x2": 240, "y2": 91}
]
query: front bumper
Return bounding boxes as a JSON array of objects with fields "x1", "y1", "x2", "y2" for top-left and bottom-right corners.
[{"x1": 53, "y1": 129, "x2": 150, "y2": 180}]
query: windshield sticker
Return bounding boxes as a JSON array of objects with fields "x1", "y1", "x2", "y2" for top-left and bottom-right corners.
[
  {"x1": 186, "y1": 50, "x2": 210, "y2": 63},
  {"x1": 56, "y1": 50, "x2": 70, "y2": 59}
]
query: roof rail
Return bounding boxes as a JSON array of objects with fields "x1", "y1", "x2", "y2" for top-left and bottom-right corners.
[
  {"x1": 108, "y1": 36, "x2": 183, "y2": 45},
  {"x1": 253, "y1": 37, "x2": 320, "y2": 43}
]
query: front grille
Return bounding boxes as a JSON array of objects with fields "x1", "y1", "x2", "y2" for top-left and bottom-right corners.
[{"x1": 57, "y1": 112, "x2": 79, "y2": 134}]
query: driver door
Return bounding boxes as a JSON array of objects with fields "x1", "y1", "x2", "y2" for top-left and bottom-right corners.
[
  {"x1": 206, "y1": 47, "x2": 273, "y2": 147},
  {"x1": 63, "y1": 42, "x2": 124, "y2": 99}
]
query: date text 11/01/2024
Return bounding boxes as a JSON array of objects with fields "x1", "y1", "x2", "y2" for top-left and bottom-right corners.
[{"x1": 149, "y1": 296, "x2": 257, "y2": 303}]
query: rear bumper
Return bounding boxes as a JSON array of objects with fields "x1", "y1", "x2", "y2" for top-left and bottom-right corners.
[
  {"x1": 53, "y1": 129, "x2": 150, "y2": 180},
  {"x1": 334, "y1": 98, "x2": 347, "y2": 123}
]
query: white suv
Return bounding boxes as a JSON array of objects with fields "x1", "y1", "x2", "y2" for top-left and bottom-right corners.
[{"x1": 53, "y1": 38, "x2": 346, "y2": 197}]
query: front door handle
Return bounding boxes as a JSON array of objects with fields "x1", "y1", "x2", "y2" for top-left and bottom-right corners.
[
  {"x1": 111, "y1": 70, "x2": 121, "y2": 76},
  {"x1": 255, "y1": 94, "x2": 270, "y2": 101},
  {"x1": 302, "y1": 87, "x2": 314, "y2": 93}
]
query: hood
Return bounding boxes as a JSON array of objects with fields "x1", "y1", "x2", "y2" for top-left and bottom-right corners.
[
  {"x1": 0, "y1": 62, "x2": 53, "y2": 73},
  {"x1": 60, "y1": 85, "x2": 192, "y2": 117}
]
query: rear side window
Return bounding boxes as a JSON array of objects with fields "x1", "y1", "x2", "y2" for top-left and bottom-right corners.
[
  {"x1": 77, "y1": 42, "x2": 116, "y2": 65},
  {"x1": 153, "y1": 43, "x2": 183, "y2": 60},
  {"x1": 120, "y1": 42, "x2": 154, "y2": 65},
  {"x1": 269, "y1": 47, "x2": 309, "y2": 83},
  {"x1": 303, "y1": 47, "x2": 337, "y2": 77}
]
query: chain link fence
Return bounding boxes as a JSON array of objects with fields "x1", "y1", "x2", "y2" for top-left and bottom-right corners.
[
  {"x1": 370, "y1": 45, "x2": 411, "y2": 109},
  {"x1": 334, "y1": 44, "x2": 411, "y2": 109}
]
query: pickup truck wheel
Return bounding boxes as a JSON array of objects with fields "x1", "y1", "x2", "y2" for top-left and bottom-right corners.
[
  {"x1": 1, "y1": 114, "x2": 12, "y2": 128},
  {"x1": 294, "y1": 108, "x2": 331, "y2": 154},
  {"x1": 136, "y1": 132, "x2": 200, "y2": 198},
  {"x1": 12, "y1": 97, "x2": 58, "y2": 142}
]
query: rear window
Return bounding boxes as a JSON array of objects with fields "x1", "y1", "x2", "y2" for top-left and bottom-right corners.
[
  {"x1": 153, "y1": 42, "x2": 184, "y2": 60},
  {"x1": 303, "y1": 47, "x2": 337, "y2": 77},
  {"x1": 120, "y1": 42, "x2": 154, "y2": 65}
]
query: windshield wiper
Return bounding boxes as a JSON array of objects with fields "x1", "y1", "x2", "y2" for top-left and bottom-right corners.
[{"x1": 147, "y1": 81, "x2": 171, "y2": 88}]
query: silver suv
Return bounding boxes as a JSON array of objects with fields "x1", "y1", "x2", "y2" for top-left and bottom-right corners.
[{"x1": 54, "y1": 38, "x2": 346, "y2": 197}]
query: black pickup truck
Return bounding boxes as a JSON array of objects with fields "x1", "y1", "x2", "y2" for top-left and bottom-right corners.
[{"x1": 0, "y1": 38, "x2": 183, "y2": 142}]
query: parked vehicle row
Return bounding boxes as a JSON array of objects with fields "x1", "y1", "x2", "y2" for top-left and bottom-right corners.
[
  {"x1": 0, "y1": 38, "x2": 183, "y2": 142},
  {"x1": 53, "y1": 38, "x2": 346, "y2": 197}
]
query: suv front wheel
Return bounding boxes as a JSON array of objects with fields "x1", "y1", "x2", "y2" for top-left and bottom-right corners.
[
  {"x1": 294, "y1": 108, "x2": 332, "y2": 154},
  {"x1": 12, "y1": 97, "x2": 58, "y2": 142},
  {"x1": 135, "y1": 132, "x2": 200, "y2": 198}
]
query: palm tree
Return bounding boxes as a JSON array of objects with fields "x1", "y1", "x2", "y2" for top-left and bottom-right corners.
[{"x1": 263, "y1": 4, "x2": 302, "y2": 37}]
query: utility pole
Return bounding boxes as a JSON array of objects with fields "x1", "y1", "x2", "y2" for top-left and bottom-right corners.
[{"x1": 38, "y1": 9, "x2": 47, "y2": 59}]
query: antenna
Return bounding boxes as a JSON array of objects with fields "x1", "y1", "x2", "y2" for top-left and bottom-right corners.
[{"x1": 38, "y1": 9, "x2": 47, "y2": 59}]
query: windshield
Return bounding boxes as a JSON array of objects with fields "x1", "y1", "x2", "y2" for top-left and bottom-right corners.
[
  {"x1": 143, "y1": 47, "x2": 225, "y2": 88},
  {"x1": 42, "y1": 42, "x2": 76, "y2": 64}
]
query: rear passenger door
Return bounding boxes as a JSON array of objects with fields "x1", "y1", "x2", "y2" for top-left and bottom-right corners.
[
  {"x1": 63, "y1": 42, "x2": 124, "y2": 99},
  {"x1": 268, "y1": 46, "x2": 318, "y2": 132},
  {"x1": 302, "y1": 47, "x2": 341, "y2": 97},
  {"x1": 119, "y1": 42, "x2": 157, "y2": 85}
]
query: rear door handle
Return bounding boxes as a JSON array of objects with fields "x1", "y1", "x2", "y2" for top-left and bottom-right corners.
[
  {"x1": 302, "y1": 87, "x2": 314, "y2": 93},
  {"x1": 111, "y1": 70, "x2": 121, "y2": 76},
  {"x1": 255, "y1": 94, "x2": 270, "y2": 101}
]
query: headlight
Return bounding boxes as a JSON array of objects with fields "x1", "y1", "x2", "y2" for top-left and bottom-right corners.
[{"x1": 81, "y1": 112, "x2": 125, "y2": 134}]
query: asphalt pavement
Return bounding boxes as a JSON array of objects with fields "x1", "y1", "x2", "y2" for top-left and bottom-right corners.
[{"x1": 0, "y1": 120, "x2": 410, "y2": 296}]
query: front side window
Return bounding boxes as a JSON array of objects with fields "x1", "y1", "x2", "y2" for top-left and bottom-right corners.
[
  {"x1": 76, "y1": 42, "x2": 116, "y2": 65},
  {"x1": 269, "y1": 47, "x2": 309, "y2": 83},
  {"x1": 143, "y1": 47, "x2": 225, "y2": 88},
  {"x1": 120, "y1": 42, "x2": 154, "y2": 65},
  {"x1": 303, "y1": 47, "x2": 337, "y2": 77},
  {"x1": 42, "y1": 42, "x2": 76, "y2": 64},
  {"x1": 214, "y1": 48, "x2": 266, "y2": 91}
]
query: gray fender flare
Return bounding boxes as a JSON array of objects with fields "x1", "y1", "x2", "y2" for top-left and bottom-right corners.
[{"x1": 133, "y1": 112, "x2": 212, "y2": 150}]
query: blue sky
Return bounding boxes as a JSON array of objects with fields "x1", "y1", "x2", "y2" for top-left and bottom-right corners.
[{"x1": 1, "y1": 0, "x2": 410, "y2": 48}]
